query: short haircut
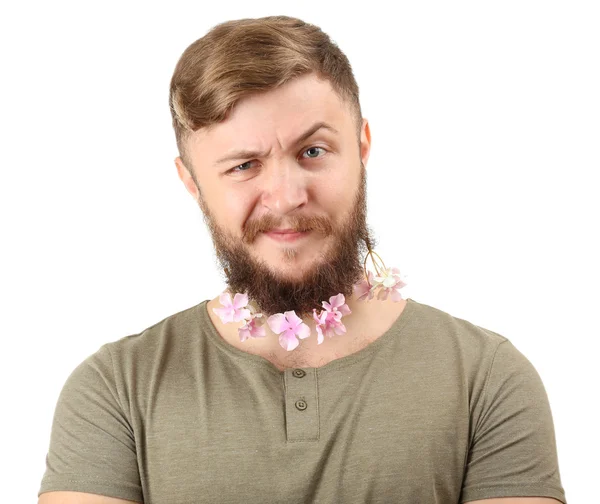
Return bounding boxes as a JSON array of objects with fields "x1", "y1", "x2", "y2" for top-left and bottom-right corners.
[{"x1": 169, "y1": 15, "x2": 363, "y2": 166}]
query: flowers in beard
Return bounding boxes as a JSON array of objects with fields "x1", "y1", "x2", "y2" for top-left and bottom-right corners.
[
  {"x1": 354, "y1": 270, "x2": 377, "y2": 301},
  {"x1": 212, "y1": 291, "x2": 251, "y2": 323},
  {"x1": 238, "y1": 310, "x2": 267, "y2": 342},
  {"x1": 354, "y1": 249, "x2": 407, "y2": 303},
  {"x1": 373, "y1": 267, "x2": 407, "y2": 301},
  {"x1": 266, "y1": 311, "x2": 311, "y2": 351},
  {"x1": 212, "y1": 290, "x2": 266, "y2": 342},
  {"x1": 312, "y1": 293, "x2": 352, "y2": 345},
  {"x1": 212, "y1": 247, "x2": 407, "y2": 351}
]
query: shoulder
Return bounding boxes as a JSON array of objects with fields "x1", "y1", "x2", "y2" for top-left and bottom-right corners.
[
  {"x1": 405, "y1": 297, "x2": 508, "y2": 354},
  {"x1": 66, "y1": 301, "x2": 209, "y2": 400},
  {"x1": 103, "y1": 300, "x2": 207, "y2": 365},
  {"x1": 401, "y1": 298, "x2": 522, "y2": 397}
]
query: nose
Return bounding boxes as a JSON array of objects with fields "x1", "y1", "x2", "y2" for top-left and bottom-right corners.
[{"x1": 260, "y1": 160, "x2": 309, "y2": 215}]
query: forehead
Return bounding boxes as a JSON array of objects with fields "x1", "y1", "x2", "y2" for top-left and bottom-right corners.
[{"x1": 190, "y1": 74, "x2": 352, "y2": 158}]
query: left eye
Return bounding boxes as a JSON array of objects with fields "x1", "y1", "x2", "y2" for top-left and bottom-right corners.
[{"x1": 302, "y1": 146, "x2": 326, "y2": 159}]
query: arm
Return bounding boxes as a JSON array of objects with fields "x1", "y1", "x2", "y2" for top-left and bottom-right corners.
[
  {"x1": 39, "y1": 491, "x2": 141, "y2": 504},
  {"x1": 460, "y1": 340, "x2": 566, "y2": 503},
  {"x1": 38, "y1": 345, "x2": 143, "y2": 502},
  {"x1": 467, "y1": 499, "x2": 563, "y2": 504}
]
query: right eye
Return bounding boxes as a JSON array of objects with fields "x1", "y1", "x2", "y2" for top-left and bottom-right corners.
[{"x1": 226, "y1": 160, "x2": 256, "y2": 174}]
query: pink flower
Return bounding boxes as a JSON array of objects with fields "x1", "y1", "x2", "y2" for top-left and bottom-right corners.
[
  {"x1": 238, "y1": 314, "x2": 266, "y2": 342},
  {"x1": 267, "y1": 311, "x2": 311, "y2": 351},
  {"x1": 354, "y1": 270, "x2": 376, "y2": 301},
  {"x1": 322, "y1": 293, "x2": 351, "y2": 316},
  {"x1": 312, "y1": 294, "x2": 351, "y2": 344},
  {"x1": 312, "y1": 309, "x2": 328, "y2": 345},
  {"x1": 212, "y1": 291, "x2": 251, "y2": 324},
  {"x1": 373, "y1": 267, "x2": 407, "y2": 302}
]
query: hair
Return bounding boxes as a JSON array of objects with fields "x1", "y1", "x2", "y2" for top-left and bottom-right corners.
[{"x1": 168, "y1": 15, "x2": 363, "y2": 168}]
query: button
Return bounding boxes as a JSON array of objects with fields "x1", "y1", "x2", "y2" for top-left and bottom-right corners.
[
  {"x1": 292, "y1": 369, "x2": 306, "y2": 378},
  {"x1": 295, "y1": 399, "x2": 307, "y2": 411}
]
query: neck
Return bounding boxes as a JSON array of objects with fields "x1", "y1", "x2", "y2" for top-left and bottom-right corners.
[{"x1": 207, "y1": 290, "x2": 408, "y2": 365}]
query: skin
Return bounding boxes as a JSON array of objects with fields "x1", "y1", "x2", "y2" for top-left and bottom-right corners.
[{"x1": 38, "y1": 492, "x2": 562, "y2": 504}]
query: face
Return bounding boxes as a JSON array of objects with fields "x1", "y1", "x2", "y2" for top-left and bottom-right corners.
[{"x1": 176, "y1": 73, "x2": 373, "y2": 318}]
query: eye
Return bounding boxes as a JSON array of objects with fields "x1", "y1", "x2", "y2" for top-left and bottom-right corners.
[
  {"x1": 228, "y1": 160, "x2": 255, "y2": 174},
  {"x1": 301, "y1": 146, "x2": 326, "y2": 159}
]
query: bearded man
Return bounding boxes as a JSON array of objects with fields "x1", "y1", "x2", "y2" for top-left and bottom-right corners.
[{"x1": 38, "y1": 15, "x2": 567, "y2": 504}]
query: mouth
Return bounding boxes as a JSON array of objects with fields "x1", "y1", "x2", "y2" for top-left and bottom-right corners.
[{"x1": 263, "y1": 229, "x2": 311, "y2": 242}]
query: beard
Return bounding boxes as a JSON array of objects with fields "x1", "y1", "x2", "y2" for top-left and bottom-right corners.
[{"x1": 195, "y1": 163, "x2": 376, "y2": 319}]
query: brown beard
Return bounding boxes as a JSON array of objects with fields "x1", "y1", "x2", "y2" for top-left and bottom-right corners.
[{"x1": 195, "y1": 163, "x2": 376, "y2": 319}]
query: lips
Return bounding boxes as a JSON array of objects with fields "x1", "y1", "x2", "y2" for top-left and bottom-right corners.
[{"x1": 264, "y1": 229, "x2": 310, "y2": 242}]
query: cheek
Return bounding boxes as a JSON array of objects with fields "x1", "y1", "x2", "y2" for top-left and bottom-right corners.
[
  {"x1": 318, "y1": 173, "x2": 356, "y2": 215},
  {"x1": 220, "y1": 189, "x2": 255, "y2": 231}
]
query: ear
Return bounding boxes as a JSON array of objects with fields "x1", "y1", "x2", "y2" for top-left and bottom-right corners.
[
  {"x1": 360, "y1": 118, "x2": 372, "y2": 168},
  {"x1": 175, "y1": 156, "x2": 200, "y2": 201}
]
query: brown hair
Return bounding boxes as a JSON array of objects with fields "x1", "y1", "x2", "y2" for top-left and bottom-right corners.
[{"x1": 169, "y1": 15, "x2": 362, "y2": 167}]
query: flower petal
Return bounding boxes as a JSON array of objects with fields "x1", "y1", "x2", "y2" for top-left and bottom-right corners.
[
  {"x1": 395, "y1": 279, "x2": 407, "y2": 289},
  {"x1": 382, "y1": 276, "x2": 396, "y2": 288},
  {"x1": 213, "y1": 306, "x2": 234, "y2": 324},
  {"x1": 295, "y1": 323, "x2": 311, "y2": 340},
  {"x1": 316, "y1": 325, "x2": 324, "y2": 345},
  {"x1": 377, "y1": 288, "x2": 389, "y2": 301},
  {"x1": 329, "y1": 293, "x2": 345, "y2": 309},
  {"x1": 391, "y1": 289, "x2": 404, "y2": 302},
  {"x1": 279, "y1": 332, "x2": 299, "y2": 351},
  {"x1": 267, "y1": 313, "x2": 289, "y2": 334},
  {"x1": 232, "y1": 292, "x2": 249, "y2": 309},
  {"x1": 337, "y1": 304, "x2": 351, "y2": 316},
  {"x1": 333, "y1": 323, "x2": 347, "y2": 335},
  {"x1": 218, "y1": 291, "x2": 233, "y2": 308},
  {"x1": 232, "y1": 307, "x2": 251, "y2": 322},
  {"x1": 251, "y1": 323, "x2": 266, "y2": 338},
  {"x1": 284, "y1": 310, "x2": 303, "y2": 328},
  {"x1": 313, "y1": 309, "x2": 327, "y2": 325},
  {"x1": 238, "y1": 325, "x2": 250, "y2": 342}
]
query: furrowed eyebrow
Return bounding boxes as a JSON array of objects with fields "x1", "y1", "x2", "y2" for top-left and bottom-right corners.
[{"x1": 214, "y1": 121, "x2": 339, "y2": 166}]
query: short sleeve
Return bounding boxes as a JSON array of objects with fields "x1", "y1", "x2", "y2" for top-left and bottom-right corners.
[
  {"x1": 460, "y1": 340, "x2": 567, "y2": 503},
  {"x1": 38, "y1": 344, "x2": 143, "y2": 502}
]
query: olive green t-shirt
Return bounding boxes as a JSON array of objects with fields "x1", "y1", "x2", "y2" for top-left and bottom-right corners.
[{"x1": 38, "y1": 298, "x2": 566, "y2": 503}]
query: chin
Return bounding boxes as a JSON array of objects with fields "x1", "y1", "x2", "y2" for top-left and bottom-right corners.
[{"x1": 267, "y1": 255, "x2": 321, "y2": 281}]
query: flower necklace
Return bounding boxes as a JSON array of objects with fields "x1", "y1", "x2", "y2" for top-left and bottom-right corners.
[{"x1": 212, "y1": 249, "x2": 407, "y2": 351}]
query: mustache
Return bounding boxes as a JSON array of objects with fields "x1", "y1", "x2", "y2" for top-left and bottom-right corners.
[{"x1": 242, "y1": 214, "x2": 334, "y2": 244}]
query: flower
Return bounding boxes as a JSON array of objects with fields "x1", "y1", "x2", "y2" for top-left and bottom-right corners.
[
  {"x1": 238, "y1": 314, "x2": 266, "y2": 342},
  {"x1": 322, "y1": 293, "x2": 352, "y2": 316},
  {"x1": 266, "y1": 310, "x2": 311, "y2": 351},
  {"x1": 212, "y1": 291, "x2": 251, "y2": 324},
  {"x1": 312, "y1": 309, "x2": 328, "y2": 345},
  {"x1": 372, "y1": 267, "x2": 407, "y2": 302},
  {"x1": 354, "y1": 270, "x2": 377, "y2": 301},
  {"x1": 312, "y1": 293, "x2": 351, "y2": 344}
]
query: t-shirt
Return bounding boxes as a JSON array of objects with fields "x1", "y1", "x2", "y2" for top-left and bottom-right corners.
[{"x1": 38, "y1": 298, "x2": 567, "y2": 504}]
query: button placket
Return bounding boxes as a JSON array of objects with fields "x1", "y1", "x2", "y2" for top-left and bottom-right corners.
[{"x1": 284, "y1": 368, "x2": 319, "y2": 442}]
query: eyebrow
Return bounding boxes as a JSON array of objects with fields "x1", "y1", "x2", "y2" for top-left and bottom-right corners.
[{"x1": 214, "y1": 121, "x2": 339, "y2": 166}]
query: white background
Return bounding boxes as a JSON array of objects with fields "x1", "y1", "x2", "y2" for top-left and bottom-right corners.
[{"x1": 1, "y1": 1, "x2": 598, "y2": 502}]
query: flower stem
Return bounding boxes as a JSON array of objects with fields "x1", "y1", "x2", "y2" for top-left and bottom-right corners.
[{"x1": 363, "y1": 249, "x2": 387, "y2": 285}]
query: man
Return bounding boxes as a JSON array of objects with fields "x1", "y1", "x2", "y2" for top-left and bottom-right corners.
[{"x1": 38, "y1": 15, "x2": 566, "y2": 504}]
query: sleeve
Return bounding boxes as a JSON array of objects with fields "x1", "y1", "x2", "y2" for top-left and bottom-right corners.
[
  {"x1": 38, "y1": 344, "x2": 143, "y2": 503},
  {"x1": 460, "y1": 340, "x2": 567, "y2": 503}
]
